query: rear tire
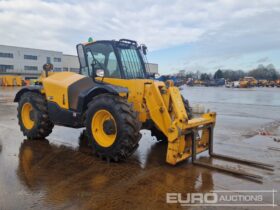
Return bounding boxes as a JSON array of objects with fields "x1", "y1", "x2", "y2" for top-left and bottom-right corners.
[
  {"x1": 85, "y1": 94, "x2": 141, "y2": 162},
  {"x1": 17, "y1": 92, "x2": 54, "y2": 139}
]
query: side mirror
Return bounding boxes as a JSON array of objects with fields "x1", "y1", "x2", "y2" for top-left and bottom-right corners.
[
  {"x1": 154, "y1": 73, "x2": 160, "y2": 79},
  {"x1": 43, "y1": 63, "x2": 53, "y2": 77},
  {"x1": 141, "y1": 44, "x2": 148, "y2": 55},
  {"x1": 95, "y1": 69, "x2": 105, "y2": 77},
  {"x1": 76, "y1": 44, "x2": 87, "y2": 69},
  {"x1": 147, "y1": 72, "x2": 160, "y2": 79}
]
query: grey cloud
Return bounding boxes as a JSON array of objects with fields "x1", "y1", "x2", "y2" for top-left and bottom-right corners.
[
  {"x1": 193, "y1": 9, "x2": 280, "y2": 57},
  {"x1": 0, "y1": 0, "x2": 279, "y2": 60},
  {"x1": 256, "y1": 57, "x2": 269, "y2": 63}
]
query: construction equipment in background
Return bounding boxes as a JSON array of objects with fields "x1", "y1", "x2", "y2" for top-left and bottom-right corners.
[
  {"x1": 186, "y1": 78, "x2": 194, "y2": 86},
  {"x1": 0, "y1": 75, "x2": 23, "y2": 86},
  {"x1": 157, "y1": 75, "x2": 185, "y2": 87},
  {"x1": 193, "y1": 79, "x2": 204, "y2": 86},
  {"x1": 257, "y1": 79, "x2": 278, "y2": 87},
  {"x1": 276, "y1": 79, "x2": 280, "y2": 88},
  {"x1": 239, "y1": 79, "x2": 249, "y2": 88},
  {"x1": 238, "y1": 76, "x2": 257, "y2": 88},
  {"x1": 267, "y1": 80, "x2": 275, "y2": 87},
  {"x1": 204, "y1": 78, "x2": 225, "y2": 87},
  {"x1": 226, "y1": 81, "x2": 241, "y2": 88},
  {"x1": 14, "y1": 38, "x2": 273, "y2": 182},
  {"x1": 257, "y1": 79, "x2": 268, "y2": 87},
  {"x1": 244, "y1": 76, "x2": 258, "y2": 86},
  {"x1": 225, "y1": 81, "x2": 231, "y2": 88}
]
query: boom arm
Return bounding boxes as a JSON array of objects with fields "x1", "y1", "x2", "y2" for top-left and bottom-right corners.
[{"x1": 144, "y1": 82, "x2": 216, "y2": 165}]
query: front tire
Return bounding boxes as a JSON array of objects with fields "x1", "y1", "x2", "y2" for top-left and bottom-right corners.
[
  {"x1": 182, "y1": 96, "x2": 193, "y2": 119},
  {"x1": 85, "y1": 94, "x2": 141, "y2": 162},
  {"x1": 17, "y1": 92, "x2": 54, "y2": 139}
]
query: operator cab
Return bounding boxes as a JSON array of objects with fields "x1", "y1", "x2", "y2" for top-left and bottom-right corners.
[{"x1": 77, "y1": 39, "x2": 148, "y2": 80}]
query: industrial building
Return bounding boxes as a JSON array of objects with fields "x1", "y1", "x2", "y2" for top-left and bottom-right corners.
[
  {"x1": 0, "y1": 45, "x2": 80, "y2": 80},
  {"x1": 0, "y1": 44, "x2": 158, "y2": 80}
]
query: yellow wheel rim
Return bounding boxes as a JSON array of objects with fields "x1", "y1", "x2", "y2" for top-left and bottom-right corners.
[
  {"x1": 21, "y1": 103, "x2": 34, "y2": 130},
  {"x1": 91, "y1": 109, "x2": 117, "y2": 147}
]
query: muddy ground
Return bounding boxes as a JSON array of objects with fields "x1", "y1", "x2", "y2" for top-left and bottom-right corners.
[{"x1": 0, "y1": 86, "x2": 279, "y2": 210}]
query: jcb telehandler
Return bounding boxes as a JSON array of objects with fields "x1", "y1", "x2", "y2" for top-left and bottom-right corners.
[{"x1": 15, "y1": 39, "x2": 273, "y2": 181}]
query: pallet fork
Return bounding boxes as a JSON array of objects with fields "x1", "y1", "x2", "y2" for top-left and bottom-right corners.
[{"x1": 191, "y1": 125, "x2": 274, "y2": 182}]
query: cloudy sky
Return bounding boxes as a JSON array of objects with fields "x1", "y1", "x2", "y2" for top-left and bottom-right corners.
[{"x1": 0, "y1": 0, "x2": 280, "y2": 74}]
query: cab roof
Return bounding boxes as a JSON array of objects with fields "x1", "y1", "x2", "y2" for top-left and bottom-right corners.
[{"x1": 83, "y1": 39, "x2": 138, "y2": 47}]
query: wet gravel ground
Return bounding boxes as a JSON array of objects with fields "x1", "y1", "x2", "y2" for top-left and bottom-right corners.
[{"x1": 0, "y1": 86, "x2": 280, "y2": 210}]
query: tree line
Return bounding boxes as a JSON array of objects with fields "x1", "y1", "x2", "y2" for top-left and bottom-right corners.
[{"x1": 179, "y1": 64, "x2": 280, "y2": 81}]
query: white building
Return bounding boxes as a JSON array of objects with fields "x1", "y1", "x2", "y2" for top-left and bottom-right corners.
[
  {"x1": 0, "y1": 45, "x2": 79, "y2": 79},
  {"x1": 62, "y1": 54, "x2": 80, "y2": 73}
]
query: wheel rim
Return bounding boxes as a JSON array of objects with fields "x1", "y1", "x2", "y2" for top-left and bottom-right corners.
[
  {"x1": 91, "y1": 109, "x2": 117, "y2": 147},
  {"x1": 21, "y1": 102, "x2": 34, "y2": 130}
]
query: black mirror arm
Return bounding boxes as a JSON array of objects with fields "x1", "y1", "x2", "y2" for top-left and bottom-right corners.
[{"x1": 43, "y1": 63, "x2": 53, "y2": 77}]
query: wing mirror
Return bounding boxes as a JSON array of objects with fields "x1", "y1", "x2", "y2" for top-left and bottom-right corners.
[
  {"x1": 148, "y1": 72, "x2": 160, "y2": 79},
  {"x1": 95, "y1": 69, "x2": 105, "y2": 77},
  {"x1": 43, "y1": 63, "x2": 53, "y2": 77},
  {"x1": 140, "y1": 44, "x2": 148, "y2": 55},
  {"x1": 154, "y1": 73, "x2": 160, "y2": 79},
  {"x1": 76, "y1": 44, "x2": 87, "y2": 68}
]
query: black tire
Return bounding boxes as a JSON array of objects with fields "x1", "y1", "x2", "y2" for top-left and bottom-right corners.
[
  {"x1": 85, "y1": 94, "x2": 142, "y2": 162},
  {"x1": 17, "y1": 92, "x2": 54, "y2": 139},
  {"x1": 182, "y1": 96, "x2": 193, "y2": 119},
  {"x1": 151, "y1": 95, "x2": 193, "y2": 142},
  {"x1": 79, "y1": 129, "x2": 91, "y2": 148}
]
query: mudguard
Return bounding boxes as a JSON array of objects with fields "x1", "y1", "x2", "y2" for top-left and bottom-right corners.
[
  {"x1": 14, "y1": 85, "x2": 42, "y2": 102},
  {"x1": 76, "y1": 84, "x2": 128, "y2": 112},
  {"x1": 48, "y1": 83, "x2": 128, "y2": 128}
]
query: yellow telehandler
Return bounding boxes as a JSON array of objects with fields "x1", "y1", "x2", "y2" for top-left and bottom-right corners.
[{"x1": 15, "y1": 39, "x2": 272, "y2": 181}]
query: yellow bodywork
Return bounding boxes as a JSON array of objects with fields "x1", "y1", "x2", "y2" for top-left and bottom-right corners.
[
  {"x1": 243, "y1": 77, "x2": 257, "y2": 86},
  {"x1": 98, "y1": 77, "x2": 216, "y2": 165},
  {"x1": 39, "y1": 73, "x2": 216, "y2": 165},
  {"x1": 239, "y1": 80, "x2": 249, "y2": 88},
  {"x1": 42, "y1": 72, "x2": 85, "y2": 109}
]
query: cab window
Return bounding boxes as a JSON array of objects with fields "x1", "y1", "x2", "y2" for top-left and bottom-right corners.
[
  {"x1": 86, "y1": 51, "x2": 93, "y2": 76},
  {"x1": 86, "y1": 43, "x2": 121, "y2": 78},
  {"x1": 107, "y1": 52, "x2": 120, "y2": 78}
]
